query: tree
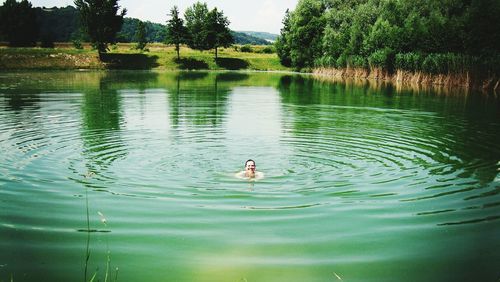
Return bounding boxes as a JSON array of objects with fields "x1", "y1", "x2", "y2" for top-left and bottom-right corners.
[
  {"x1": 0, "y1": 0, "x2": 38, "y2": 47},
  {"x1": 74, "y1": 0, "x2": 127, "y2": 53},
  {"x1": 275, "y1": 9, "x2": 292, "y2": 67},
  {"x1": 290, "y1": 0, "x2": 327, "y2": 69},
  {"x1": 166, "y1": 6, "x2": 187, "y2": 60},
  {"x1": 184, "y1": 2, "x2": 209, "y2": 51},
  {"x1": 205, "y1": 8, "x2": 233, "y2": 59},
  {"x1": 135, "y1": 20, "x2": 147, "y2": 50}
]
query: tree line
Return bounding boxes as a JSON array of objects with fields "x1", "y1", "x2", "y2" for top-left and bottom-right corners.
[
  {"x1": 74, "y1": 0, "x2": 233, "y2": 57},
  {"x1": 276, "y1": 0, "x2": 500, "y2": 76},
  {"x1": 0, "y1": 0, "x2": 270, "y2": 56}
]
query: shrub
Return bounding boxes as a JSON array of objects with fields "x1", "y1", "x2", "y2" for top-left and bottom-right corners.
[
  {"x1": 72, "y1": 39, "x2": 83, "y2": 50},
  {"x1": 260, "y1": 46, "x2": 275, "y2": 54},
  {"x1": 348, "y1": 55, "x2": 367, "y2": 68},
  {"x1": 240, "y1": 44, "x2": 253, "y2": 52},
  {"x1": 395, "y1": 52, "x2": 423, "y2": 72},
  {"x1": 315, "y1": 55, "x2": 335, "y2": 67},
  {"x1": 368, "y1": 48, "x2": 394, "y2": 71},
  {"x1": 422, "y1": 54, "x2": 439, "y2": 74},
  {"x1": 336, "y1": 53, "x2": 348, "y2": 68}
]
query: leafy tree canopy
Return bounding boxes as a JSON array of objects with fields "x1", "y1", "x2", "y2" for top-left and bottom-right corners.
[
  {"x1": 205, "y1": 7, "x2": 233, "y2": 58},
  {"x1": 184, "y1": 2, "x2": 210, "y2": 51},
  {"x1": 74, "y1": 0, "x2": 127, "y2": 53},
  {"x1": 0, "y1": 0, "x2": 38, "y2": 47},
  {"x1": 166, "y1": 6, "x2": 187, "y2": 59},
  {"x1": 277, "y1": 0, "x2": 500, "y2": 73}
]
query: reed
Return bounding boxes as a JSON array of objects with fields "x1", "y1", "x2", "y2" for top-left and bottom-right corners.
[
  {"x1": 84, "y1": 184, "x2": 90, "y2": 282},
  {"x1": 83, "y1": 171, "x2": 115, "y2": 282}
]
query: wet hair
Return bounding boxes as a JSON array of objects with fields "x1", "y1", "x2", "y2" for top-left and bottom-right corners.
[{"x1": 245, "y1": 159, "x2": 255, "y2": 167}]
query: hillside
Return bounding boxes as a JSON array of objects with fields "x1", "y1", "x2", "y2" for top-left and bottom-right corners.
[{"x1": 239, "y1": 31, "x2": 278, "y2": 42}]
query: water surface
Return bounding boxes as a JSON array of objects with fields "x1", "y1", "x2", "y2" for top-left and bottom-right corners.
[{"x1": 0, "y1": 71, "x2": 499, "y2": 282}]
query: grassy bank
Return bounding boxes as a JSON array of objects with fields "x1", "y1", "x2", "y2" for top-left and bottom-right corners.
[{"x1": 0, "y1": 43, "x2": 288, "y2": 71}]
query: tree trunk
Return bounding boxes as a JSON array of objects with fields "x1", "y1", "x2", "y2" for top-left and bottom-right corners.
[{"x1": 215, "y1": 47, "x2": 218, "y2": 59}]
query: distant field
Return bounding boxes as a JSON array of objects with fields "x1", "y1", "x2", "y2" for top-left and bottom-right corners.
[{"x1": 0, "y1": 43, "x2": 288, "y2": 71}]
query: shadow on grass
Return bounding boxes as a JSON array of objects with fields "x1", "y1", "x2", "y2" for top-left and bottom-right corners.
[
  {"x1": 100, "y1": 53, "x2": 159, "y2": 69},
  {"x1": 175, "y1": 58, "x2": 209, "y2": 70},
  {"x1": 215, "y1": 58, "x2": 249, "y2": 70}
]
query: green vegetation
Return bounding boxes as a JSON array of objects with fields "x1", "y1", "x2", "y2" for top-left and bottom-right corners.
[
  {"x1": 74, "y1": 0, "x2": 127, "y2": 53},
  {"x1": 0, "y1": 0, "x2": 280, "y2": 71},
  {"x1": 0, "y1": 0, "x2": 38, "y2": 46},
  {"x1": 117, "y1": 18, "x2": 165, "y2": 43},
  {"x1": 230, "y1": 31, "x2": 270, "y2": 45},
  {"x1": 277, "y1": 0, "x2": 500, "y2": 77},
  {"x1": 134, "y1": 21, "x2": 147, "y2": 51},
  {"x1": 239, "y1": 31, "x2": 277, "y2": 42},
  {"x1": 184, "y1": 2, "x2": 233, "y2": 59},
  {"x1": 0, "y1": 44, "x2": 287, "y2": 71},
  {"x1": 1, "y1": 3, "x2": 273, "y2": 46},
  {"x1": 205, "y1": 7, "x2": 233, "y2": 59},
  {"x1": 165, "y1": 6, "x2": 187, "y2": 59}
]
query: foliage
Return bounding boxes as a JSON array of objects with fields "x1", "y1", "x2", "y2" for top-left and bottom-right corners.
[
  {"x1": 288, "y1": 0, "x2": 326, "y2": 69},
  {"x1": 205, "y1": 7, "x2": 233, "y2": 57},
  {"x1": 117, "y1": 18, "x2": 165, "y2": 43},
  {"x1": 165, "y1": 6, "x2": 187, "y2": 59},
  {"x1": 240, "y1": 45, "x2": 253, "y2": 53},
  {"x1": 275, "y1": 9, "x2": 292, "y2": 67},
  {"x1": 0, "y1": 44, "x2": 289, "y2": 71},
  {"x1": 368, "y1": 48, "x2": 394, "y2": 71},
  {"x1": 231, "y1": 31, "x2": 269, "y2": 45},
  {"x1": 6, "y1": 4, "x2": 272, "y2": 48},
  {"x1": 183, "y1": 2, "x2": 233, "y2": 59},
  {"x1": 277, "y1": 0, "x2": 500, "y2": 75},
  {"x1": 134, "y1": 21, "x2": 147, "y2": 51},
  {"x1": 74, "y1": 0, "x2": 127, "y2": 53},
  {"x1": 184, "y1": 2, "x2": 209, "y2": 51},
  {"x1": 0, "y1": 0, "x2": 38, "y2": 47},
  {"x1": 70, "y1": 27, "x2": 87, "y2": 49},
  {"x1": 240, "y1": 31, "x2": 277, "y2": 42},
  {"x1": 35, "y1": 6, "x2": 80, "y2": 43},
  {"x1": 260, "y1": 46, "x2": 275, "y2": 54}
]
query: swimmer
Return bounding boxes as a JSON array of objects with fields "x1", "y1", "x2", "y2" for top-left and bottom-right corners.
[{"x1": 236, "y1": 159, "x2": 264, "y2": 180}]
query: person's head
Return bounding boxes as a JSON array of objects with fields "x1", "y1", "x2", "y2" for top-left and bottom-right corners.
[{"x1": 245, "y1": 159, "x2": 256, "y2": 172}]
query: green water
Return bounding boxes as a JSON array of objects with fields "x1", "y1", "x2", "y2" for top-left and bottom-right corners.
[{"x1": 0, "y1": 71, "x2": 499, "y2": 282}]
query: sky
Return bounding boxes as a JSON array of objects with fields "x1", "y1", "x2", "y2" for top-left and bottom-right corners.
[{"x1": 29, "y1": 0, "x2": 299, "y2": 34}]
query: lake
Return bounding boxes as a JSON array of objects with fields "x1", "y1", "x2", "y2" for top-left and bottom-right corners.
[{"x1": 0, "y1": 71, "x2": 499, "y2": 282}]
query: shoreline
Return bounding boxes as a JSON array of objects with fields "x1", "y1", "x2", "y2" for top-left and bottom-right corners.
[
  {"x1": 0, "y1": 44, "x2": 288, "y2": 72},
  {"x1": 313, "y1": 67, "x2": 499, "y2": 93},
  {"x1": 1, "y1": 46, "x2": 498, "y2": 93}
]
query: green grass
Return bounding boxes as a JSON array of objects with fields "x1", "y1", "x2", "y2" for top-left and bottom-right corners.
[{"x1": 0, "y1": 43, "x2": 289, "y2": 71}]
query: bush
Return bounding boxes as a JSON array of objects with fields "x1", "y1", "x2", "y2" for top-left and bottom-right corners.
[
  {"x1": 336, "y1": 53, "x2": 348, "y2": 68},
  {"x1": 422, "y1": 54, "x2": 439, "y2": 74},
  {"x1": 260, "y1": 46, "x2": 275, "y2": 54},
  {"x1": 315, "y1": 55, "x2": 335, "y2": 67},
  {"x1": 368, "y1": 48, "x2": 394, "y2": 71},
  {"x1": 348, "y1": 55, "x2": 367, "y2": 68},
  {"x1": 72, "y1": 39, "x2": 83, "y2": 49},
  {"x1": 395, "y1": 52, "x2": 423, "y2": 72},
  {"x1": 240, "y1": 44, "x2": 253, "y2": 52}
]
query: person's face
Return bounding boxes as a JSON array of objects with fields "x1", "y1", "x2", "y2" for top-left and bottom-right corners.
[{"x1": 245, "y1": 161, "x2": 256, "y2": 172}]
